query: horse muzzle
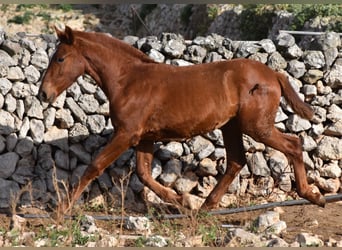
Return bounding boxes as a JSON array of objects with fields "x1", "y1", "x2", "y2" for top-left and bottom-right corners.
[{"x1": 39, "y1": 88, "x2": 56, "y2": 104}]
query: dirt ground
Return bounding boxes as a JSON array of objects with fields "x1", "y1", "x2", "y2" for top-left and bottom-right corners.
[{"x1": 0, "y1": 200, "x2": 341, "y2": 246}]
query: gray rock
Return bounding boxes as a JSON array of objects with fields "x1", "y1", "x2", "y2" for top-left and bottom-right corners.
[
  {"x1": 69, "y1": 123, "x2": 89, "y2": 143},
  {"x1": 276, "y1": 32, "x2": 295, "y2": 47},
  {"x1": 267, "y1": 236, "x2": 289, "y2": 247},
  {"x1": 259, "y1": 38, "x2": 276, "y2": 53},
  {"x1": 19, "y1": 117, "x2": 30, "y2": 139},
  {"x1": 303, "y1": 50, "x2": 325, "y2": 69},
  {"x1": 157, "y1": 141, "x2": 184, "y2": 160},
  {"x1": 295, "y1": 233, "x2": 324, "y2": 247},
  {"x1": 327, "y1": 104, "x2": 342, "y2": 122},
  {"x1": 318, "y1": 32, "x2": 341, "y2": 50},
  {"x1": 205, "y1": 51, "x2": 223, "y2": 63},
  {"x1": 197, "y1": 158, "x2": 217, "y2": 176},
  {"x1": 300, "y1": 133, "x2": 317, "y2": 152},
  {"x1": 316, "y1": 136, "x2": 342, "y2": 160},
  {"x1": 0, "y1": 110, "x2": 15, "y2": 135},
  {"x1": 0, "y1": 50, "x2": 16, "y2": 66},
  {"x1": 6, "y1": 133, "x2": 18, "y2": 152},
  {"x1": 12, "y1": 158, "x2": 35, "y2": 185},
  {"x1": 236, "y1": 42, "x2": 261, "y2": 58},
  {"x1": 0, "y1": 78, "x2": 12, "y2": 95},
  {"x1": 184, "y1": 45, "x2": 207, "y2": 63},
  {"x1": 0, "y1": 152, "x2": 19, "y2": 178},
  {"x1": 152, "y1": 158, "x2": 162, "y2": 179},
  {"x1": 146, "y1": 235, "x2": 168, "y2": 247},
  {"x1": 267, "y1": 51, "x2": 287, "y2": 70},
  {"x1": 129, "y1": 173, "x2": 144, "y2": 193},
  {"x1": 162, "y1": 33, "x2": 186, "y2": 58},
  {"x1": 0, "y1": 178, "x2": 20, "y2": 208},
  {"x1": 243, "y1": 135, "x2": 265, "y2": 153},
  {"x1": 43, "y1": 107, "x2": 56, "y2": 128},
  {"x1": 70, "y1": 143, "x2": 91, "y2": 164},
  {"x1": 174, "y1": 171, "x2": 198, "y2": 194},
  {"x1": 30, "y1": 118, "x2": 45, "y2": 144},
  {"x1": 268, "y1": 150, "x2": 288, "y2": 179},
  {"x1": 325, "y1": 120, "x2": 342, "y2": 136},
  {"x1": 55, "y1": 108, "x2": 74, "y2": 129},
  {"x1": 15, "y1": 137, "x2": 34, "y2": 157},
  {"x1": 256, "y1": 211, "x2": 281, "y2": 232},
  {"x1": 125, "y1": 216, "x2": 151, "y2": 233},
  {"x1": 159, "y1": 159, "x2": 182, "y2": 187},
  {"x1": 4, "y1": 93, "x2": 16, "y2": 113},
  {"x1": 25, "y1": 96, "x2": 43, "y2": 119},
  {"x1": 2, "y1": 39, "x2": 21, "y2": 56},
  {"x1": 65, "y1": 97, "x2": 87, "y2": 123},
  {"x1": 87, "y1": 114, "x2": 106, "y2": 134},
  {"x1": 147, "y1": 49, "x2": 165, "y2": 63},
  {"x1": 55, "y1": 150, "x2": 70, "y2": 170},
  {"x1": 16, "y1": 99, "x2": 25, "y2": 120},
  {"x1": 278, "y1": 174, "x2": 292, "y2": 192},
  {"x1": 78, "y1": 76, "x2": 97, "y2": 94},
  {"x1": 316, "y1": 177, "x2": 340, "y2": 193},
  {"x1": 318, "y1": 161, "x2": 341, "y2": 178},
  {"x1": 11, "y1": 81, "x2": 33, "y2": 98},
  {"x1": 287, "y1": 60, "x2": 306, "y2": 78},
  {"x1": 275, "y1": 107, "x2": 288, "y2": 123},
  {"x1": 24, "y1": 65, "x2": 40, "y2": 84},
  {"x1": 302, "y1": 85, "x2": 317, "y2": 98},
  {"x1": 0, "y1": 135, "x2": 5, "y2": 153},
  {"x1": 30, "y1": 48, "x2": 49, "y2": 70},
  {"x1": 286, "y1": 114, "x2": 311, "y2": 132},
  {"x1": 303, "y1": 69, "x2": 323, "y2": 84},
  {"x1": 115, "y1": 148, "x2": 134, "y2": 167},
  {"x1": 187, "y1": 135, "x2": 215, "y2": 160},
  {"x1": 171, "y1": 59, "x2": 193, "y2": 66},
  {"x1": 247, "y1": 152, "x2": 270, "y2": 177},
  {"x1": 204, "y1": 129, "x2": 223, "y2": 146},
  {"x1": 324, "y1": 62, "x2": 342, "y2": 89},
  {"x1": 286, "y1": 44, "x2": 303, "y2": 58},
  {"x1": 78, "y1": 94, "x2": 99, "y2": 114},
  {"x1": 43, "y1": 126, "x2": 69, "y2": 151},
  {"x1": 7, "y1": 66, "x2": 25, "y2": 81},
  {"x1": 226, "y1": 228, "x2": 262, "y2": 247}
]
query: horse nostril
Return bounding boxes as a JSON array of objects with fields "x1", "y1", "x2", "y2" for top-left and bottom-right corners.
[{"x1": 39, "y1": 90, "x2": 47, "y2": 102}]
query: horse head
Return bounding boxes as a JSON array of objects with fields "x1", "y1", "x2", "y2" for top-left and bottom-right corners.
[{"x1": 39, "y1": 26, "x2": 86, "y2": 103}]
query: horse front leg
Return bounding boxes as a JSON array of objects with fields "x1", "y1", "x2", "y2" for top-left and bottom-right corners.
[
  {"x1": 57, "y1": 131, "x2": 131, "y2": 217},
  {"x1": 136, "y1": 140, "x2": 183, "y2": 206}
]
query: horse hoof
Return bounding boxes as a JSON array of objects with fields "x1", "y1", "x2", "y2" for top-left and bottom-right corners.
[{"x1": 316, "y1": 195, "x2": 326, "y2": 208}]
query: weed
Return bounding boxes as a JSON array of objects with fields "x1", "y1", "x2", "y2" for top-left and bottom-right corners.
[
  {"x1": 8, "y1": 11, "x2": 34, "y2": 24},
  {"x1": 57, "y1": 4, "x2": 73, "y2": 12}
]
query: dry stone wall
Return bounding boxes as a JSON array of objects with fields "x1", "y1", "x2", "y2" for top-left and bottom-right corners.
[{"x1": 0, "y1": 27, "x2": 341, "y2": 210}]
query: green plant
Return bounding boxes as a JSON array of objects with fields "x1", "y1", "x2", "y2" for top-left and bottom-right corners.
[
  {"x1": 57, "y1": 4, "x2": 73, "y2": 12},
  {"x1": 239, "y1": 4, "x2": 277, "y2": 41},
  {"x1": 207, "y1": 4, "x2": 219, "y2": 20},
  {"x1": 198, "y1": 224, "x2": 218, "y2": 246},
  {"x1": 8, "y1": 11, "x2": 34, "y2": 24}
]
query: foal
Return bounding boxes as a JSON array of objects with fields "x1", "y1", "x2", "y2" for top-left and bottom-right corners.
[{"x1": 39, "y1": 26, "x2": 325, "y2": 215}]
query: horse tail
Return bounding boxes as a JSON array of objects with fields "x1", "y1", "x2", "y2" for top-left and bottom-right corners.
[{"x1": 277, "y1": 72, "x2": 314, "y2": 120}]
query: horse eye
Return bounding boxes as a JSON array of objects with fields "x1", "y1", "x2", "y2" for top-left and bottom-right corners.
[{"x1": 57, "y1": 57, "x2": 64, "y2": 63}]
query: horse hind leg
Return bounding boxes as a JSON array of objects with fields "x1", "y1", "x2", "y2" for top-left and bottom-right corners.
[
  {"x1": 201, "y1": 119, "x2": 246, "y2": 210},
  {"x1": 249, "y1": 126, "x2": 325, "y2": 207},
  {"x1": 136, "y1": 140, "x2": 183, "y2": 206}
]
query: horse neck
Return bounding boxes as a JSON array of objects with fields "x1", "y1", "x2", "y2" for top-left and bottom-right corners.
[{"x1": 76, "y1": 33, "x2": 155, "y2": 90}]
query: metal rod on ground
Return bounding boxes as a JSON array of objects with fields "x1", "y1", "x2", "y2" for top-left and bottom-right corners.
[
  {"x1": 279, "y1": 30, "x2": 342, "y2": 36},
  {"x1": 14, "y1": 193, "x2": 342, "y2": 221}
]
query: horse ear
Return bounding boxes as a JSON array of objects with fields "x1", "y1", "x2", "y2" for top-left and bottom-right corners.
[{"x1": 55, "y1": 25, "x2": 74, "y2": 45}]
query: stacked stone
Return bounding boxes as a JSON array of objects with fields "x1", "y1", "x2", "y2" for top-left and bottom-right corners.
[{"x1": 0, "y1": 27, "x2": 341, "y2": 209}]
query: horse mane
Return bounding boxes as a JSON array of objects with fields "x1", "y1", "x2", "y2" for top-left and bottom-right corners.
[{"x1": 73, "y1": 30, "x2": 157, "y2": 64}]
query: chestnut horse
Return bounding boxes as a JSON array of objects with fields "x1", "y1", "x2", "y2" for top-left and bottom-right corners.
[{"x1": 39, "y1": 26, "x2": 325, "y2": 215}]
